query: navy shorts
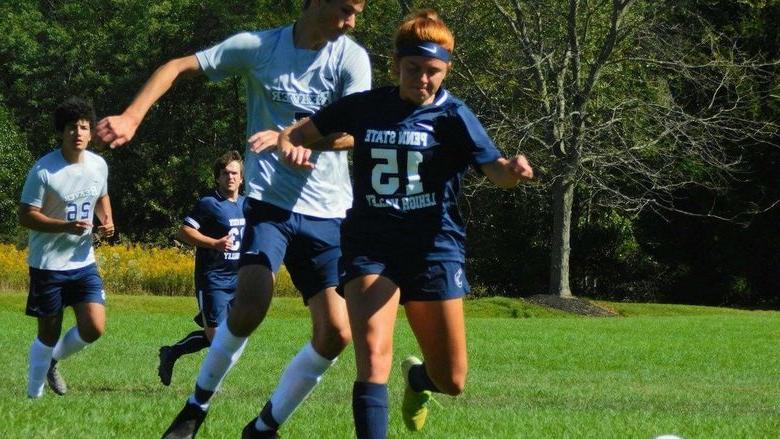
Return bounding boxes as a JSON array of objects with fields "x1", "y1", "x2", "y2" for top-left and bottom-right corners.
[
  {"x1": 193, "y1": 287, "x2": 233, "y2": 328},
  {"x1": 240, "y1": 199, "x2": 341, "y2": 303},
  {"x1": 340, "y1": 256, "x2": 470, "y2": 304},
  {"x1": 26, "y1": 264, "x2": 106, "y2": 317}
]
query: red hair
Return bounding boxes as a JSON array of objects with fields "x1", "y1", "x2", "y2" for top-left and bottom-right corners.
[{"x1": 393, "y1": 9, "x2": 454, "y2": 54}]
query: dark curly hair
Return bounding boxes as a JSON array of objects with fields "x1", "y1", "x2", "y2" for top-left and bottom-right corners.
[
  {"x1": 53, "y1": 97, "x2": 96, "y2": 133},
  {"x1": 213, "y1": 150, "x2": 243, "y2": 182}
]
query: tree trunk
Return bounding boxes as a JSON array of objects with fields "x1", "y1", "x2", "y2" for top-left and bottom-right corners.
[{"x1": 549, "y1": 173, "x2": 575, "y2": 297}]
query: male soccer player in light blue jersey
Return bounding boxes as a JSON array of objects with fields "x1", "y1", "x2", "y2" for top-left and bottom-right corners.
[
  {"x1": 157, "y1": 151, "x2": 245, "y2": 386},
  {"x1": 19, "y1": 97, "x2": 115, "y2": 399},
  {"x1": 96, "y1": 1, "x2": 370, "y2": 437}
]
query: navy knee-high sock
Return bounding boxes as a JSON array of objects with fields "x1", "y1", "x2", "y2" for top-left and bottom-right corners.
[
  {"x1": 352, "y1": 381, "x2": 388, "y2": 439},
  {"x1": 170, "y1": 330, "x2": 210, "y2": 358}
]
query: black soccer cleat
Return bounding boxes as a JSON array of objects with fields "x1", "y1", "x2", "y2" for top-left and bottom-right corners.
[
  {"x1": 158, "y1": 346, "x2": 176, "y2": 386},
  {"x1": 46, "y1": 359, "x2": 67, "y2": 395},
  {"x1": 161, "y1": 402, "x2": 207, "y2": 439},
  {"x1": 241, "y1": 417, "x2": 279, "y2": 439}
]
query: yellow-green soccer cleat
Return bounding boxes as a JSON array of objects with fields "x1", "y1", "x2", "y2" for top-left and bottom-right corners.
[{"x1": 401, "y1": 356, "x2": 432, "y2": 431}]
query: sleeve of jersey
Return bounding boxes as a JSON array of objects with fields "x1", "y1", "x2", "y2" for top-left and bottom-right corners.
[
  {"x1": 339, "y1": 42, "x2": 372, "y2": 96},
  {"x1": 20, "y1": 166, "x2": 45, "y2": 208},
  {"x1": 454, "y1": 105, "x2": 502, "y2": 168},
  {"x1": 309, "y1": 93, "x2": 361, "y2": 137},
  {"x1": 196, "y1": 32, "x2": 261, "y2": 81},
  {"x1": 183, "y1": 198, "x2": 210, "y2": 230}
]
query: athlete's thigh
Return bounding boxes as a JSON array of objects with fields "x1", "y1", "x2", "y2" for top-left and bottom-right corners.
[
  {"x1": 345, "y1": 274, "x2": 402, "y2": 382},
  {"x1": 62, "y1": 264, "x2": 106, "y2": 304},
  {"x1": 404, "y1": 298, "x2": 468, "y2": 377},
  {"x1": 233, "y1": 264, "x2": 274, "y2": 314},
  {"x1": 284, "y1": 215, "x2": 341, "y2": 302},
  {"x1": 26, "y1": 267, "x2": 67, "y2": 318},
  {"x1": 240, "y1": 199, "x2": 293, "y2": 272}
]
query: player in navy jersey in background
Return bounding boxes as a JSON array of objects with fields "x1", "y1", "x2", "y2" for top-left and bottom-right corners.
[
  {"x1": 266, "y1": 9, "x2": 534, "y2": 438},
  {"x1": 96, "y1": 1, "x2": 370, "y2": 437},
  {"x1": 19, "y1": 97, "x2": 115, "y2": 399},
  {"x1": 157, "y1": 151, "x2": 245, "y2": 386}
]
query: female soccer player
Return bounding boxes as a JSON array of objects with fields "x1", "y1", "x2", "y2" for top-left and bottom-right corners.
[{"x1": 259, "y1": 9, "x2": 533, "y2": 438}]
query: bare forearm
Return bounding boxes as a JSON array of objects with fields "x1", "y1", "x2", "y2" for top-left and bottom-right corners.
[
  {"x1": 279, "y1": 119, "x2": 311, "y2": 150},
  {"x1": 18, "y1": 207, "x2": 69, "y2": 233},
  {"x1": 482, "y1": 156, "x2": 534, "y2": 188},
  {"x1": 176, "y1": 227, "x2": 221, "y2": 250},
  {"x1": 124, "y1": 56, "x2": 200, "y2": 122},
  {"x1": 489, "y1": 158, "x2": 521, "y2": 188},
  {"x1": 95, "y1": 195, "x2": 113, "y2": 225},
  {"x1": 97, "y1": 56, "x2": 202, "y2": 148},
  {"x1": 279, "y1": 118, "x2": 336, "y2": 151},
  {"x1": 306, "y1": 132, "x2": 354, "y2": 151}
]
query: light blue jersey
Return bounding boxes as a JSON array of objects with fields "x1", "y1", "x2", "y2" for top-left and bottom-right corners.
[
  {"x1": 20, "y1": 149, "x2": 108, "y2": 270},
  {"x1": 196, "y1": 25, "x2": 371, "y2": 218}
]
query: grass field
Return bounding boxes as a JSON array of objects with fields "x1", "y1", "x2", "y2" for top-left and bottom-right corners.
[{"x1": 0, "y1": 292, "x2": 778, "y2": 438}]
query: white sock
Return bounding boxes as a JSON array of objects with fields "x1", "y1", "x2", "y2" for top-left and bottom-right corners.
[
  {"x1": 192, "y1": 324, "x2": 247, "y2": 405},
  {"x1": 28, "y1": 338, "x2": 54, "y2": 398},
  {"x1": 52, "y1": 326, "x2": 89, "y2": 361},
  {"x1": 255, "y1": 342, "x2": 336, "y2": 431}
]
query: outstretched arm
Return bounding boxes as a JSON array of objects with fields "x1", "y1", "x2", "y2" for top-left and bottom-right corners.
[
  {"x1": 480, "y1": 154, "x2": 534, "y2": 188},
  {"x1": 95, "y1": 55, "x2": 201, "y2": 148}
]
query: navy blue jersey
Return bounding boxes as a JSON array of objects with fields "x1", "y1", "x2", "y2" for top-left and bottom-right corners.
[
  {"x1": 311, "y1": 86, "x2": 502, "y2": 262},
  {"x1": 183, "y1": 191, "x2": 246, "y2": 291}
]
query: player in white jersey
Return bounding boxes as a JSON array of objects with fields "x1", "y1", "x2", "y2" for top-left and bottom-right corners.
[
  {"x1": 95, "y1": 1, "x2": 370, "y2": 437},
  {"x1": 19, "y1": 97, "x2": 114, "y2": 399}
]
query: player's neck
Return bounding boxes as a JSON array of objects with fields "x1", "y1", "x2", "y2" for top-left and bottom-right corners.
[
  {"x1": 217, "y1": 187, "x2": 239, "y2": 202},
  {"x1": 60, "y1": 144, "x2": 85, "y2": 164},
  {"x1": 292, "y1": 17, "x2": 327, "y2": 51}
]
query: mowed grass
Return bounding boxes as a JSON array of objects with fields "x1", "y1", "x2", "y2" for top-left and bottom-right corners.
[{"x1": 0, "y1": 292, "x2": 778, "y2": 438}]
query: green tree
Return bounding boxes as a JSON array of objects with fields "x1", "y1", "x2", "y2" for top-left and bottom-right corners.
[
  {"x1": 1, "y1": 0, "x2": 303, "y2": 243},
  {"x1": 425, "y1": 0, "x2": 777, "y2": 297},
  {"x1": 0, "y1": 101, "x2": 32, "y2": 241}
]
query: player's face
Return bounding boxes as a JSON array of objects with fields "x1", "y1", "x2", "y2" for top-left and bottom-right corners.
[
  {"x1": 397, "y1": 56, "x2": 450, "y2": 106},
  {"x1": 218, "y1": 160, "x2": 243, "y2": 197},
  {"x1": 316, "y1": 0, "x2": 364, "y2": 41},
  {"x1": 62, "y1": 118, "x2": 92, "y2": 152}
]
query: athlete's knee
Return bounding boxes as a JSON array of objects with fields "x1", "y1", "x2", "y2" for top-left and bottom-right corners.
[
  {"x1": 235, "y1": 280, "x2": 272, "y2": 315},
  {"x1": 430, "y1": 367, "x2": 467, "y2": 396},
  {"x1": 312, "y1": 323, "x2": 351, "y2": 359},
  {"x1": 227, "y1": 306, "x2": 263, "y2": 337},
  {"x1": 37, "y1": 330, "x2": 60, "y2": 347},
  {"x1": 359, "y1": 345, "x2": 393, "y2": 381},
  {"x1": 77, "y1": 320, "x2": 105, "y2": 343},
  {"x1": 438, "y1": 375, "x2": 466, "y2": 396},
  {"x1": 37, "y1": 316, "x2": 62, "y2": 345}
]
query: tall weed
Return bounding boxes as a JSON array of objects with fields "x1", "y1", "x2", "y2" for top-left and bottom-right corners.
[{"x1": 0, "y1": 243, "x2": 296, "y2": 297}]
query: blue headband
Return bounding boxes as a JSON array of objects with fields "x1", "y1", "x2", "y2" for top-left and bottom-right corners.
[{"x1": 396, "y1": 42, "x2": 451, "y2": 62}]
